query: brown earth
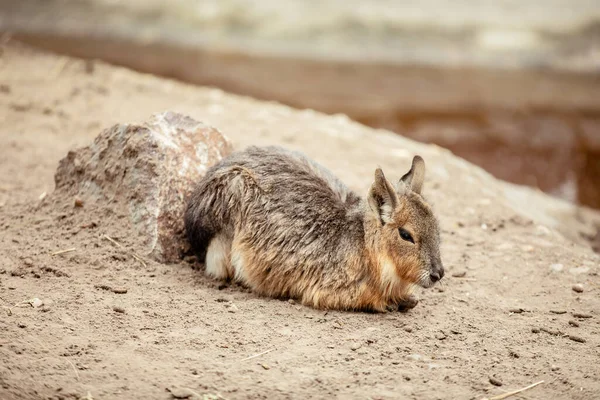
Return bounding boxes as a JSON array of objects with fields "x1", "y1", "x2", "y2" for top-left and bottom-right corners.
[{"x1": 1, "y1": 42, "x2": 599, "y2": 400}]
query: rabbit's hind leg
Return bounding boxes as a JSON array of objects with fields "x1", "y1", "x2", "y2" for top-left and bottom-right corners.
[{"x1": 205, "y1": 233, "x2": 233, "y2": 280}]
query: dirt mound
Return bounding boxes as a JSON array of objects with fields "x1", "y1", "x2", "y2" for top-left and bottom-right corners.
[{"x1": 0, "y1": 43, "x2": 599, "y2": 400}]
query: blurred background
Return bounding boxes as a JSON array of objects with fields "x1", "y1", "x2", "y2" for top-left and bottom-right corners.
[{"x1": 1, "y1": 0, "x2": 599, "y2": 210}]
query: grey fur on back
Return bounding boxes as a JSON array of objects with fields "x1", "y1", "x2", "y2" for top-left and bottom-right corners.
[{"x1": 185, "y1": 146, "x2": 364, "y2": 289}]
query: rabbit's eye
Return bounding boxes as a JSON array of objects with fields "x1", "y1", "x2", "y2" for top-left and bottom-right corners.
[{"x1": 398, "y1": 228, "x2": 415, "y2": 244}]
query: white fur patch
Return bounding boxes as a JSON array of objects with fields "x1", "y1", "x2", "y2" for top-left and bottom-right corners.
[
  {"x1": 380, "y1": 204, "x2": 393, "y2": 223},
  {"x1": 205, "y1": 235, "x2": 231, "y2": 279},
  {"x1": 230, "y1": 248, "x2": 248, "y2": 283},
  {"x1": 379, "y1": 256, "x2": 400, "y2": 292}
]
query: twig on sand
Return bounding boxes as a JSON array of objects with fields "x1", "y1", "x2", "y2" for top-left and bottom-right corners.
[
  {"x1": 65, "y1": 359, "x2": 80, "y2": 381},
  {"x1": 241, "y1": 348, "x2": 275, "y2": 361},
  {"x1": 481, "y1": 380, "x2": 544, "y2": 400},
  {"x1": 131, "y1": 253, "x2": 148, "y2": 268},
  {"x1": 51, "y1": 248, "x2": 76, "y2": 256},
  {"x1": 103, "y1": 234, "x2": 124, "y2": 249},
  {"x1": 103, "y1": 234, "x2": 147, "y2": 268}
]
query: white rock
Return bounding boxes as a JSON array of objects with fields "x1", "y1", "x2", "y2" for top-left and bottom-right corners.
[{"x1": 550, "y1": 263, "x2": 564, "y2": 272}]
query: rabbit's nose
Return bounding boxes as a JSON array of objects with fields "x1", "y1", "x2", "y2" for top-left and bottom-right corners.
[{"x1": 430, "y1": 262, "x2": 444, "y2": 282}]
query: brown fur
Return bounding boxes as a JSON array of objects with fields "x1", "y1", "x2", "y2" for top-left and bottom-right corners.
[{"x1": 185, "y1": 146, "x2": 444, "y2": 312}]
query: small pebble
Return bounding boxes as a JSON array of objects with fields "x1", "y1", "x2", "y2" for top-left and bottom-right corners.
[
  {"x1": 30, "y1": 298, "x2": 43, "y2": 308},
  {"x1": 74, "y1": 198, "x2": 84, "y2": 208},
  {"x1": 550, "y1": 263, "x2": 564, "y2": 273},
  {"x1": 169, "y1": 387, "x2": 193, "y2": 399},
  {"x1": 350, "y1": 343, "x2": 362, "y2": 351},
  {"x1": 551, "y1": 365, "x2": 560, "y2": 371},
  {"x1": 227, "y1": 304, "x2": 239, "y2": 313},
  {"x1": 435, "y1": 332, "x2": 447, "y2": 340},
  {"x1": 531, "y1": 327, "x2": 540, "y2": 333},
  {"x1": 568, "y1": 335, "x2": 586, "y2": 343},
  {"x1": 403, "y1": 326, "x2": 413, "y2": 333},
  {"x1": 508, "y1": 308, "x2": 524, "y2": 314},
  {"x1": 288, "y1": 299, "x2": 295, "y2": 305},
  {"x1": 451, "y1": 271, "x2": 466, "y2": 278},
  {"x1": 112, "y1": 287, "x2": 128, "y2": 294},
  {"x1": 489, "y1": 376, "x2": 503, "y2": 387},
  {"x1": 568, "y1": 320, "x2": 579, "y2": 327},
  {"x1": 572, "y1": 284, "x2": 584, "y2": 293},
  {"x1": 23, "y1": 258, "x2": 34, "y2": 267},
  {"x1": 550, "y1": 310, "x2": 567, "y2": 314},
  {"x1": 540, "y1": 327, "x2": 562, "y2": 336},
  {"x1": 112, "y1": 306, "x2": 125, "y2": 314},
  {"x1": 261, "y1": 363, "x2": 270, "y2": 370},
  {"x1": 17, "y1": 322, "x2": 26, "y2": 328},
  {"x1": 572, "y1": 313, "x2": 592, "y2": 319}
]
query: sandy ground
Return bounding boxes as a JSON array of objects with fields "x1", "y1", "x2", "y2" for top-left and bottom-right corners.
[{"x1": 0, "y1": 43, "x2": 599, "y2": 400}]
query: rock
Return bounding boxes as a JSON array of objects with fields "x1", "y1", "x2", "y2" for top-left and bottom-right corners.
[
  {"x1": 568, "y1": 320, "x2": 579, "y2": 327},
  {"x1": 17, "y1": 322, "x2": 26, "y2": 328},
  {"x1": 112, "y1": 306, "x2": 125, "y2": 314},
  {"x1": 29, "y1": 298, "x2": 43, "y2": 308},
  {"x1": 572, "y1": 313, "x2": 592, "y2": 319},
  {"x1": 435, "y1": 331, "x2": 447, "y2": 340},
  {"x1": 23, "y1": 258, "x2": 34, "y2": 267},
  {"x1": 53, "y1": 112, "x2": 232, "y2": 262},
  {"x1": 489, "y1": 376, "x2": 503, "y2": 387},
  {"x1": 227, "y1": 304, "x2": 239, "y2": 313},
  {"x1": 451, "y1": 270, "x2": 467, "y2": 278},
  {"x1": 74, "y1": 198, "x2": 84, "y2": 208},
  {"x1": 407, "y1": 354, "x2": 423, "y2": 362},
  {"x1": 531, "y1": 327, "x2": 540, "y2": 333},
  {"x1": 261, "y1": 363, "x2": 270, "y2": 370},
  {"x1": 112, "y1": 287, "x2": 128, "y2": 294},
  {"x1": 350, "y1": 342, "x2": 362, "y2": 351},
  {"x1": 550, "y1": 263, "x2": 564, "y2": 272},
  {"x1": 169, "y1": 387, "x2": 194, "y2": 399},
  {"x1": 551, "y1": 365, "x2": 560, "y2": 371},
  {"x1": 572, "y1": 284, "x2": 584, "y2": 293},
  {"x1": 568, "y1": 335, "x2": 586, "y2": 343}
]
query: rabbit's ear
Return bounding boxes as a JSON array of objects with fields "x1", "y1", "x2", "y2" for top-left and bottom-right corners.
[
  {"x1": 368, "y1": 168, "x2": 398, "y2": 224},
  {"x1": 399, "y1": 155, "x2": 425, "y2": 195}
]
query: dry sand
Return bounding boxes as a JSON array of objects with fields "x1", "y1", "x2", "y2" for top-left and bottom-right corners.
[{"x1": 0, "y1": 43, "x2": 599, "y2": 400}]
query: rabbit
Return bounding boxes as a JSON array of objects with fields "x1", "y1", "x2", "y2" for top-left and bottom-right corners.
[{"x1": 184, "y1": 145, "x2": 444, "y2": 312}]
